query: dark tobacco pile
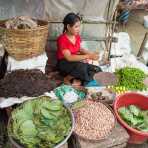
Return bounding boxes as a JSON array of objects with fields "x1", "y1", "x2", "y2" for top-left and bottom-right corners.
[{"x1": 0, "y1": 69, "x2": 54, "y2": 98}]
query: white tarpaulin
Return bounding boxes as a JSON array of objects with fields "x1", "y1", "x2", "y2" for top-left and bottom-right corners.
[
  {"x1": 0, "y1": 0, "x2": 119, "y2": 39},
  {"x1": 0, "y1": 0, "x2": 119, "y2": 64},
  {"x1": 0, "y1": 0, "x2": 119, "y2": 21}
]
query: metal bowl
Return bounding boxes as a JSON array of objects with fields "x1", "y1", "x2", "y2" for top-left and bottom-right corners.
[{"x1": 8, "y1": 101, "x2": 75, "y2": 148}]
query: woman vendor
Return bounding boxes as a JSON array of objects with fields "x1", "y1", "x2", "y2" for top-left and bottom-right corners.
[{"x1": 56, "y1": 12, "x2": 102, "y2": 86}]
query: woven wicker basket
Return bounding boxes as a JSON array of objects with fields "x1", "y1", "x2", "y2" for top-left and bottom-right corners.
[{"x1": 0, "y1": 19, "x2": 49, "y2": 60}]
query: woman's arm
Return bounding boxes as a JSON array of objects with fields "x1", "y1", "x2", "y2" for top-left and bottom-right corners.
[
  {"x1": 80, "y1": 48, "x2": 99, "y2": 60},
  {"x1": 63, "y1": 49, "x2": 89, "y2": 62}
]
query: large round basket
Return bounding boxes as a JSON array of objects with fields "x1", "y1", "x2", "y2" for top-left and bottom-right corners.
[
  {"x1": 0, "y1": 19, "x2": 49, "y2": 60},
  {"x1": 73, "y1": 100, "x2": 116, "y2": 142}
]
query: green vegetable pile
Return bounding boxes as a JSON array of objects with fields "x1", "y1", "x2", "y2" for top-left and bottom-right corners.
[
  {"x1": 8, "y1": 96, "x2": 72, "y2": 148},
  {"x1": 115, "y1": 67, "x2": 147, "y2": 91},
  {"x1": 118, "y1": 105, "x2": 148, "y2": 132}
]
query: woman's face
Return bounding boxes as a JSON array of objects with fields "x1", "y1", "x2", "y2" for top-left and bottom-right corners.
[{"x1": 67, "y1": 21, "x2": 81, "y2": 35}]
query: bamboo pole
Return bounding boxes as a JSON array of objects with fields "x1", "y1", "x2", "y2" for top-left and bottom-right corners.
[{"x1": 137, "y1": 32, "x2": 148, "y2": 57}]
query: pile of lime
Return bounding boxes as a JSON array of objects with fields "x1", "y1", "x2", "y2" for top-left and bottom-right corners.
[{"x1": 107, "y1": 85, "x2": 128, "y2": 95}]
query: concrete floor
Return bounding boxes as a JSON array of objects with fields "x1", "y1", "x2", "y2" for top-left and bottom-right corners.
[
  {"x1": 118, "y1": 9, "x2": 148, "y2": 148},
  {"x1": 118, "y1": 9, "x2": 148, "y2": 56}
]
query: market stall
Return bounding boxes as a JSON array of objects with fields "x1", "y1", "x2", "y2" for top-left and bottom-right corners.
[{"x1": 0, "y1": 0, "x2": 148, "y2": 148}]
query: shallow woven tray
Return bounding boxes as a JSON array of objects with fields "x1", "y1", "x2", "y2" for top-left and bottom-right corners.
[{"x1": 94, "y1": 72, "x2": 118, "y2": 86}]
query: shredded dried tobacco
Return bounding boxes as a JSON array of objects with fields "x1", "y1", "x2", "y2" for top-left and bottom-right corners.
[{"x1": 0, "y1": 69, "x2": 54, "y2": 98}]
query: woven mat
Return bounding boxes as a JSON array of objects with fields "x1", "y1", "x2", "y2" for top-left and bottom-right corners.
[{"x1": 94, "y1": 72, "x2": 118, "y2": 86}]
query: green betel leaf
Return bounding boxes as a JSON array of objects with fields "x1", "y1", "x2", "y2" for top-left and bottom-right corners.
[
  {"x1": 41, "y1": 108, "x2": 56, "y2": 120},
  {"x1": 12, "y1": 109, "x2": 31, "y2": 122},
  {"x1": 130, "y1": 116, "x2": 144, "y2": 126},
  {"x1": 137, "y1": 123, "x2": 148, "y2": 132},
  {"x1": 118, "y1": 107, "x2": 134, "y2": 122},
  {"x1": 20, "y1": 120, "x2": 37, "y2": 137},
  {"x1": 44, "y1": 100, "x2": 62, "y2": 111},
  {"x1": 53, "y1": 136, "x2": 64, "y2": 143},
  {"x1": 141, "y1": 110, "x2": 148, "y2": 126},
  {"x1": 23, "y1": 101, "x2": 34, "y2": 118},
  {"x1": 8, "y1": 97, "x2": 72, "y2": 147},
  {"x1": 119, "y1": 105, "x2": 148, "y2": 132},
  {"x1": 129, "y1": 105, "x2": 141, "y2": 116}
]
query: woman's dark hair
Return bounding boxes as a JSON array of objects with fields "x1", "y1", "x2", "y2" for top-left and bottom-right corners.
[{"x1": 63, "y1": 12, "x2": 81, "y2": 33}]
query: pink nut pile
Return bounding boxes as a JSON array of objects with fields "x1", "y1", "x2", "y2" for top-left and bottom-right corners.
[{"x1": 74, "y1": 100, "x2": 115, "y2": 140}]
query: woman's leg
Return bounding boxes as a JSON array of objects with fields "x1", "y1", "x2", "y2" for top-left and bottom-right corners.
[
  {"x1": 57, "y1": 60, "x2": 92, "y2": 83},
  {"x1": 71, "y1": 62, "x2": 92, "y2": 82},
  {"x1": 63, "y1": 75, "x2": 81, "y2": 86},
  {"x1": 87, "y1": 63, "x2": 102, "y2": 73}
]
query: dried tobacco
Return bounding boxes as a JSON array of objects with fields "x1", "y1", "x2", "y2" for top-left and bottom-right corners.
[{"x1": 0, "y1": 69, "x2": 55, "y2": 98}]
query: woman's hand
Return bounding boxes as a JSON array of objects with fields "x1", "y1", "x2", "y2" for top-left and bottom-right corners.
[
  {"x1": 88, "y1": 52, "x2": 99, "y2": 60},
  {"x1": 63, "y1": 49, "x2": 91, "y2": 62}
]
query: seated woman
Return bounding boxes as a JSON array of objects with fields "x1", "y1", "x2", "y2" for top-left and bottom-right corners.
[{"x1": 56, "y1": 12, "x2": 102, "y2": 86}]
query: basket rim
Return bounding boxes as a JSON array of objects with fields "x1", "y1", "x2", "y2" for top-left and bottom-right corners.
[{"x1": 0, "y1": 18, "x2": 49, "y2": 31}]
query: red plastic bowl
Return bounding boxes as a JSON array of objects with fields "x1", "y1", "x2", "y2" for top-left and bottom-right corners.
[{"x1": 113, "y1": 92, "x2": 148, "y2": 144}]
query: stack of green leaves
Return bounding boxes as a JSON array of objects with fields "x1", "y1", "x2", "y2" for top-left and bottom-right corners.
[
  {"x1": 115, "y1": 67, "x2": 147, "y2": 91},
  {"x1": 8, "y1": 96, "x2": 72, "y2": 148},
  {"x1": 118, "y1": 105, "x2": 148, "y2": 132}
]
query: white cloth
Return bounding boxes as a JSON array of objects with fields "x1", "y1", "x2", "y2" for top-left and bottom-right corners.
[
  {"x1": 142, "y1": 51, "x2": 148, "y2": 63},
  {"x1": 110, "y1": 32, "x2": 132, "y2": 56},
  {"x1": 63, "y1": 91, "x2": 78, "y2": 104},
  {"x1": 7, "y1": 52, "x2": 48, "y2": 73},
  {"x1": 0, "y1": 92, "x2": 55, "y2": 108},
  {"x1": 109, "y1": 32, "x2": 148, "y2": 74},
  {"x1": 145, "y1": 40, "x2": 148, "y2": 50},
  {"x1": 144, "y1": 15, "x2": 148, "y2": 28},
  {"x1": 111, "y1": 54, "x2": 148, "y2": 74}
]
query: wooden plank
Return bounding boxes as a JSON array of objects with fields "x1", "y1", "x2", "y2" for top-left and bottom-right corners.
[{"x1": 47, "y1": 20, "x2": 117, "y2": 24}]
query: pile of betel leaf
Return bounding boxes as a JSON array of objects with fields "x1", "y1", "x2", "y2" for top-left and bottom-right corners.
[
  {"x1": 8, "y1": 96, "x2": 72, "y2": 148},
  {"x1": 118, "y1": 105, "x2": 148, "y2": 132},
  {"x1": 115, "y1": 67, "x2": 147, "y2": 91}
]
